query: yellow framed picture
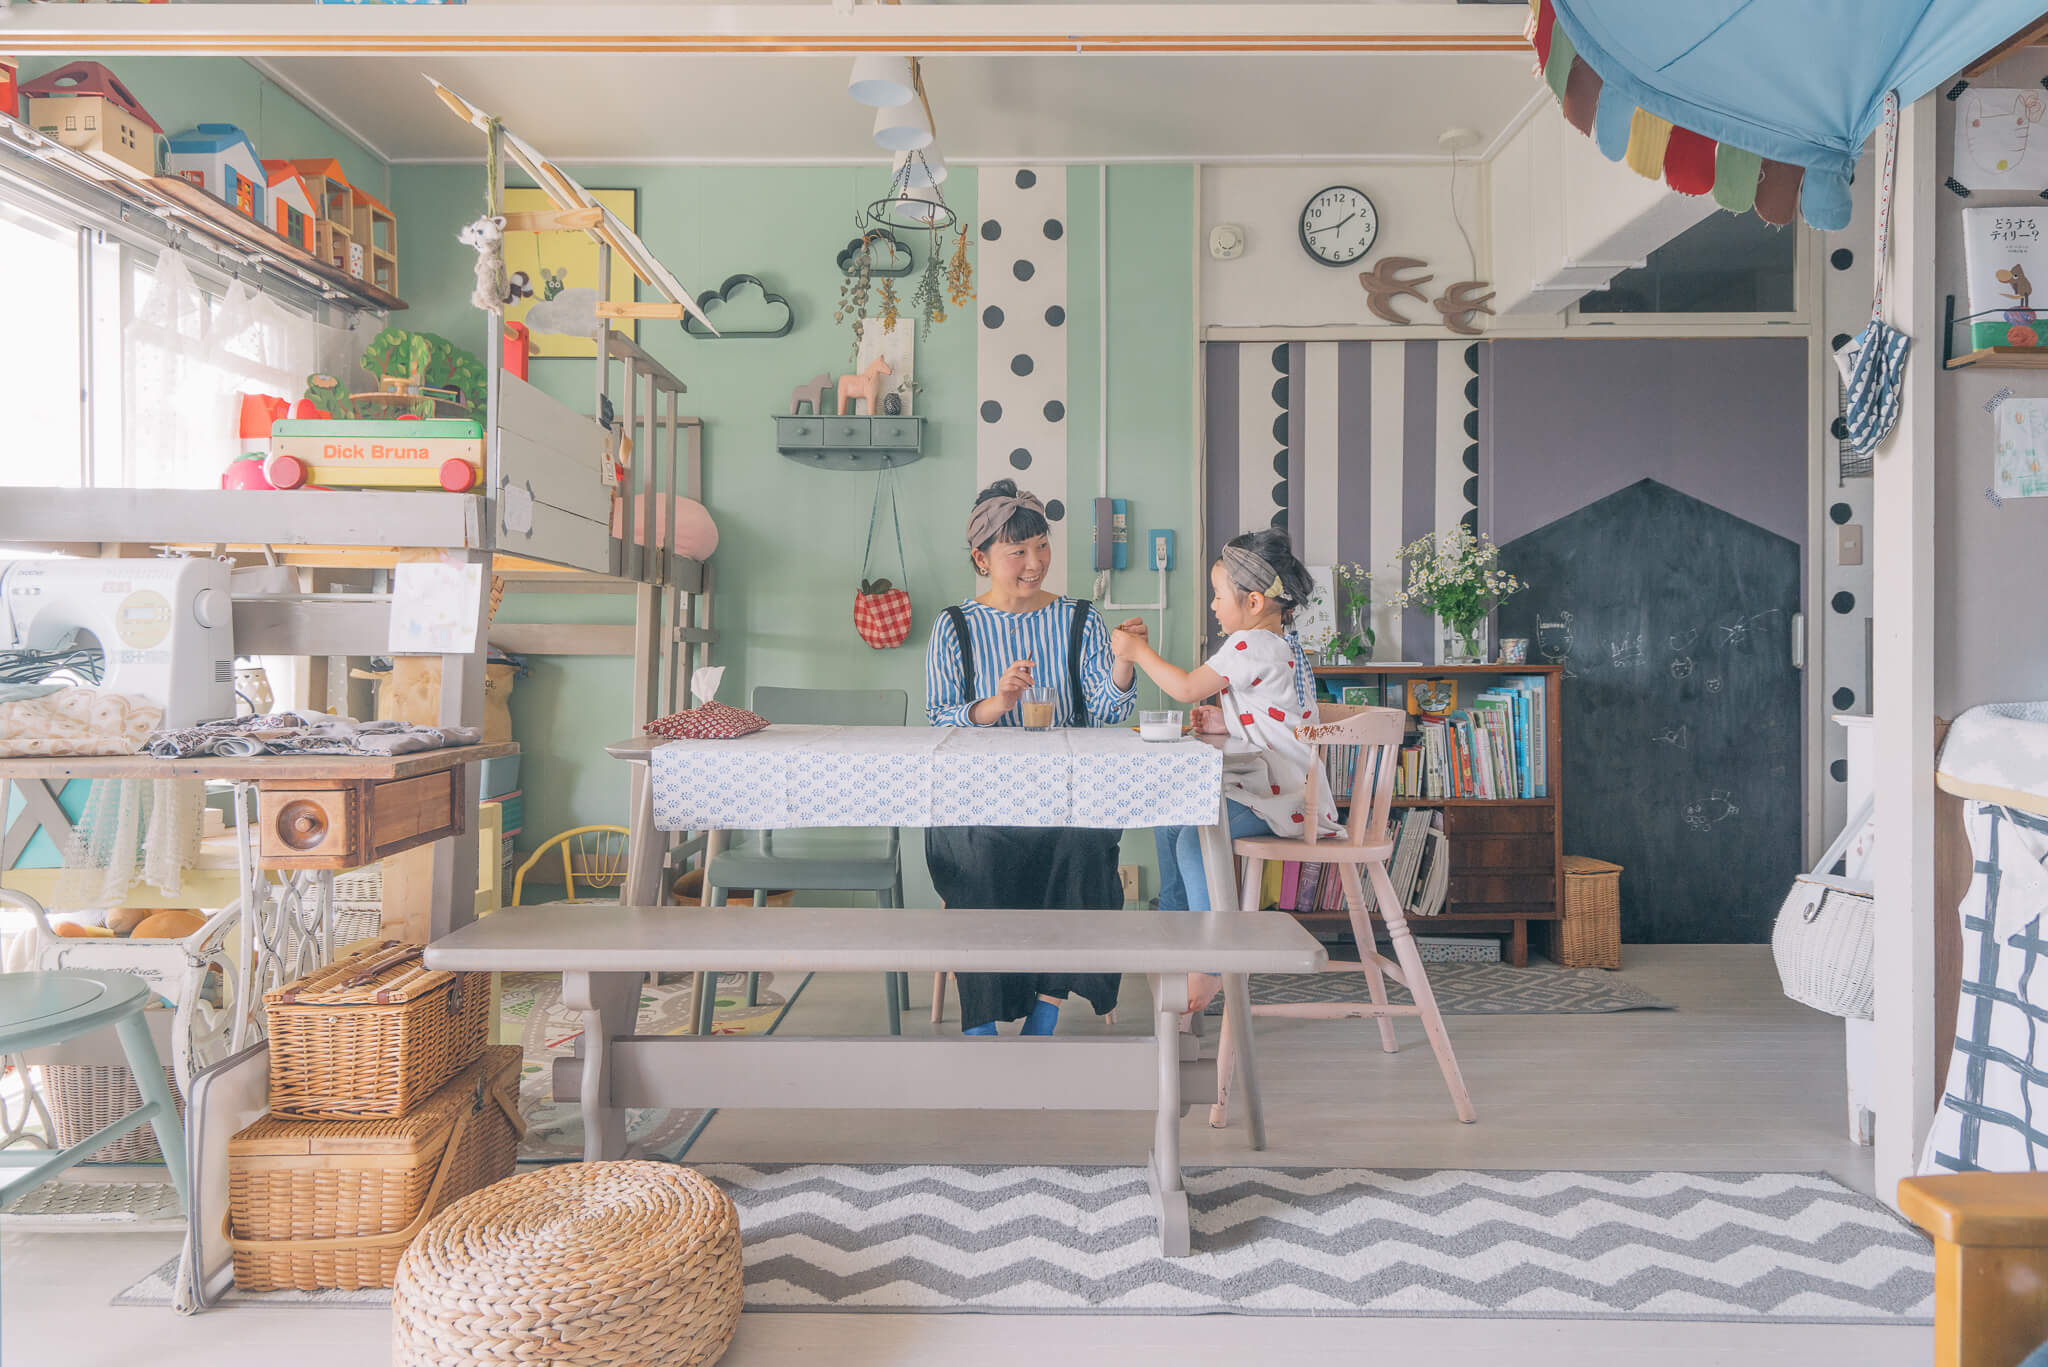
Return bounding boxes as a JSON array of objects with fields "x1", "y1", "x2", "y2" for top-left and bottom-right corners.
[
  {"x1": 503, "y1": 186, "x2": 637, "y2": 359},
  {"x1": 1405, "y1": 678, "x2": 1457, "y2": 717}
]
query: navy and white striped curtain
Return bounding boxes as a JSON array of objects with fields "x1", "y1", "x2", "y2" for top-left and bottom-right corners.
[{"x1": 1204, "y1": 340, "x2": 1485, "y2": 659}]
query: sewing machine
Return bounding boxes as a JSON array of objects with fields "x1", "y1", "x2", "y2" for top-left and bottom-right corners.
[{"x1": 1, "y1": 557, "x2": 235, "y2": 726}]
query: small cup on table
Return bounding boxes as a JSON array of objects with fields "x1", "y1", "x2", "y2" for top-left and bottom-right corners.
[{"x1": 1019, "y1": 686, "x2": 1057, "y2": 731}]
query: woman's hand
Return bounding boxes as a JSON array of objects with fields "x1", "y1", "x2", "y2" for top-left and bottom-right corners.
[
  {"x1": 1192, "y1": 704, "x2": 1227, "y2": 735},
  {"x1": 1116, "y1": 617, "x2": 1148, "y2": 649},
  {"x1": 993, "y1": 658, "x2": 1035, "y2": 711},
  {"x1": 1109, "y1": 628, "x2": 1141, "y2": 662}
]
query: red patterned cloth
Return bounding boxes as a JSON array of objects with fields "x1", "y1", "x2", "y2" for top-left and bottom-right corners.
[
  {"x1": 854, "y1": 586, "x2": 913, "y2": 650},
  {"x1": 645, "y1": 700, "x2": 768, "y2": 740}
]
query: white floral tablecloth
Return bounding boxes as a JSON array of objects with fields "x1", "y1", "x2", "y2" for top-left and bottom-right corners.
[{"x1": 649, "y1": 724, "x2": 1223, "y2": 831}]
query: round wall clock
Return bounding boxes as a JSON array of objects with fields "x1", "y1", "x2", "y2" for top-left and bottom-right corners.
[{"x1": 1298, "y1": 185, "x2": 1379, "y2": 267}]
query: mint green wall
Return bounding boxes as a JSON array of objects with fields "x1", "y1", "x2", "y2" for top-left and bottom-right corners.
[
  {"x1": 20, "y1": 58, "x2": 390, "y2": 203},
  {"x1": 390, "y1": 162, "x2": 1198, "y2": 903}
]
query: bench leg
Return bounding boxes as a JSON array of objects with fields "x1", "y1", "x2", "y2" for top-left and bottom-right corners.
[
  {"x1": 564, "y1": 970, "x2": 641, "y2": 1161},
  {"x1": 1148, "y1": 972, "x2": 1191, "y2": 1257},
  {"x1": 1194, "y1": 807, "x2": 1264, "y2": 1146}
]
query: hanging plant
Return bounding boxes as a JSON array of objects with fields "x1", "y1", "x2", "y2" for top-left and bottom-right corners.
[
  {"x1": 946, "y1": 222, "x2": 975, "y2": 307},
  {"x1": 839, "y1": 223, "x2": 877, "y2": 363},
  {"x1": 877, "y1": 276, "x2": 900, "y2": 335},
  {"x1": 911, "y1": 238, "x2": 946, "y2": 340}
]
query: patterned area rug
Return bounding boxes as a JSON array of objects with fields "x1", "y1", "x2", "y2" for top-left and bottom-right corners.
[
  {"x1": 502, "y1": 970, "x2": 808, "y2": 1161},
  {"x1": 1205, "y1": 962, "x2": 1672, "y2": 1016},
  {"x1": 115, "y1": 1166, "x2": 1931, "y2": 1321}
]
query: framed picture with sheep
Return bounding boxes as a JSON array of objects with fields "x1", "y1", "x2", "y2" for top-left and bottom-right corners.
[{"x1": 501, "y1": 185, "x2": 637, "y2": 358}]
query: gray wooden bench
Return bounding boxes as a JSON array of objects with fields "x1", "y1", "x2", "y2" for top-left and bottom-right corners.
[{"x1": 427, "y1": 903, "x2": 1324, "y2": 1255}]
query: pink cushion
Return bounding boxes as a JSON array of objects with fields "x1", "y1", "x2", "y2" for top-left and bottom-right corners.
[{"x1": 610, "y1": 494, "x2": 719, "y2": 559}]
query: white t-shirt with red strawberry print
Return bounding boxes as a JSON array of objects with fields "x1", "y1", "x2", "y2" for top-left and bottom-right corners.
[{"x1": 1209, "y1": 628, "x2": 1343, "y2": 839}]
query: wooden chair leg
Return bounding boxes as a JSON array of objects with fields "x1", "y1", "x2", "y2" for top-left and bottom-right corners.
[
  {"x1": 1366, "y1": 859, "x2": 1476, "y2": 1123},
  {"x1": 930, "y1": 971, "x2": 948, "y2": 1024},
  {"x1": 1209, "y1": 857, "x2": 1262, "y2": 1130},
  {"x1": 1337, "y1": 863, "x2": 1399, "y2": 1054}
]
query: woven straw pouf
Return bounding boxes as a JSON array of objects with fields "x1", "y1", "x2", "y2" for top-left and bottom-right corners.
[{"x1": 392, "y1": 1160, "x2": 743, "y2": 1367}]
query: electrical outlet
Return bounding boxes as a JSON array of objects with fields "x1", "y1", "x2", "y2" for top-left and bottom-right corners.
[
  {"x1": 1149, "y1": 529, "x2": 1174, "y2": 570},
  {"x1": 1838, "y1": 523, "x2": 1864, "y2": 566},
  {"x1": 1118, "y1": 864, "x2": 1141, "y2": 905}
]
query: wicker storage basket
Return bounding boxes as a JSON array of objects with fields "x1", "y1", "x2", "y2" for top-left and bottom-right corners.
[
  {"x1": 1555, "y1": 856, "x2": 1623, "y2": 970},
  {"x1": 44, "y1": 1061, "x2": 186, "y2": 1164},
  {"x1": 227, "y1": 1044, "x2": 522, "y2": 1292},
  {"x1": 393, "y1": 1161, "x2": 743, "y2": 1367},
  {"x1": 264, "y1": 941, "x2": 489, "y2": 1121}
]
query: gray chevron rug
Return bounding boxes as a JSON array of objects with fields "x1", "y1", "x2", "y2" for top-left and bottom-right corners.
[
  {"x1": 712, "y1": 1164, "x2": 1930, "y2": 1322},
  {"x1": 1204, "y1": 962, "x2": 1673, "y2": 1015}
]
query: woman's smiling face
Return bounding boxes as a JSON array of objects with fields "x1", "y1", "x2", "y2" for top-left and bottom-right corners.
[{"x1": 977, "y1": 533, "x2": 1053, "y2": 594}]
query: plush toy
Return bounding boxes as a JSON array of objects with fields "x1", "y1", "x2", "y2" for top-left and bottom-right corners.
[{"x1": 459, "y1": 214, "x2": 510, "y2": 313}]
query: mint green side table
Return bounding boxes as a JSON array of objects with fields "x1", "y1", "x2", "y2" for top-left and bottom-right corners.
[{"x1": 0, "y1": 971, "x2": 187, "y2": 1211}]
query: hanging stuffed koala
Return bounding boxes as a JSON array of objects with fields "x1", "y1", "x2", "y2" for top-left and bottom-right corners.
[{"x1": 459, "y1": 214, "x2": 511, "y2": 312}]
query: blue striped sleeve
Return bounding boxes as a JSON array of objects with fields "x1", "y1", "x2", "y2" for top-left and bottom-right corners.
[
  {"x1": 1076, "y1": 603, "x2": 1137, "y2": 726},
  {"x1": 925, "y1": 608, "x2": 979, "y2": 727}
]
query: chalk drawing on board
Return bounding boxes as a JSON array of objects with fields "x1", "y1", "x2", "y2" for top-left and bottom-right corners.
[
  {"x1": 1706, "y1": 677, "x2": 1724, "y2": 694},
  {"x1": 1608, "y1": 633, "x2": 1645, "y2": 671},
  {"x1": 1536, "y1": 615, "x2": 1576, "y2": 679},
  {"x1": 1669, "y1": 654, "x2": 1694, "y2": 680},
  {"x1": 1683, "y1": 789, "x2": 1741, "y2": 833},
  {"x1": 1652, "y1": 724, "x2": 1690, "y2": 750}
]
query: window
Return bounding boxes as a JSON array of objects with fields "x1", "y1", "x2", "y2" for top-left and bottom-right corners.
[
  {"x1": 0, "y1": 205, "x2": 83, "y2": 487},
  {"x1": 1577, "y1": 212, "x2": 1800, "y2": 316}
]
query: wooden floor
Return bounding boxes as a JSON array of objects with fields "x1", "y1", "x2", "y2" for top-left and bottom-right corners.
[{"x1": 0, "y1": 946, "x2": 1923, "y2": 1366}]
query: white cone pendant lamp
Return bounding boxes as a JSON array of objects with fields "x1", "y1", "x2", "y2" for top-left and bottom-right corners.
[
  {"x1": 893, "y1": 147, "x2": 947, "y2": 189},
  {"x1": 873, "y1": 97, "x2": 933, "y2": 152},
  {"x1": 847, "y1": 55, "x2": 916, "y2": 108}
]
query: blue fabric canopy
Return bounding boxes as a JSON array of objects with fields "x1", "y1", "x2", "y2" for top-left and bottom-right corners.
[{"x1": 1543, "y1": 1, "x2": 2048, "y2": 228}]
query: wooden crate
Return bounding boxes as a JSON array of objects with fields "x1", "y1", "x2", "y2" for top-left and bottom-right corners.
[{"x1": 257, "y1": 765, "x2": 466, "y2": 871}]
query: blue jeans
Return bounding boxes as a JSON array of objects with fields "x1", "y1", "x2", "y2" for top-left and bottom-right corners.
[{"x1": 1155, "y1": 801, "x2": 1271, "y2": 911}]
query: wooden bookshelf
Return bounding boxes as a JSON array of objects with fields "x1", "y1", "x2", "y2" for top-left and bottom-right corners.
[{"x1": 1309, "y1": 662, "x2": 1564, "y2": 967}]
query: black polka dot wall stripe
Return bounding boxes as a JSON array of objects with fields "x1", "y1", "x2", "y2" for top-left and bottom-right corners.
[
  {"x1": 1009, "y1": 448, "x2": 1032, "y2": 470},
  {"x1": 1460, "y1": 509, "x2": 1479, "y2": 535},
  {"x1": 1045, "y1": 305, "x2": 1065, "y2": 327},
  {"x1": 1043, "y1": 400, "x2": 1065, "y2": 422},
  {"x1": 1830, "y1": 502, "x2": 1852, "y2": 525},
  {"x1": 1832, "y1": 417, "x2": 1849, "y2": 440},
  {"x1": 1832, "y1": 333, "x2": 1852, "y2": 351},
  {"x1": 1464, "y1": 343, "x2": 1480, "y2": 373},
  {"x1": 1271, "y1": 480, "x2": 1289, "y2": 508},
  {"x1": 1045, "y1": 498, "x2": 1064, "y2": 521},
  {"x1": 1463, "y1": 443, "x2": 1480, "y2": 473},
  {"x1": 1272, "y1": 344, "x2": 1289, "y2": 373},
  {"x1": 1271, "y1": 451, "x2": 1288, "y2": 477},
  {"x1": 983, "y1": 305, "x2": 1004, "y2": 329},
  {"x1": 1831, "y1": 248, "x2": 1854, "y2": 270},
  {"x1": 1830, "y1": 759, "x2": 1848, "y2": 783},
  {"x1": 980, "y1": 400, "x2": 1002, "y2": 423},
  {"x1": 1011, "y1": 354, "x2": 1034, "y2": 377},
  {"x1": 1463, "y1": 476, "x2": 1479, "y2": 504},
  {"x1": 1833, "y1": 687, "x2": 1856, "y2": 710},
  {"x1": 1015, "y1": 169, "x2": 1037, "y2": 189},
  {"x1": 1271, "y1": 509, "x2": 1289, "y2": 531},
  {"x1": 1463, "y1": 410, "x2": 1479, "y2": 440},
  {"x1": 1043, "y1": 219, "x2": 1064, "y2": 241},
  {"x1": 1271, "y1": 378, "x2": 1288, "y2": 407},
  {"x1": 981, "y1": 219, "x2": 1002, "y2": 241},
  {"x1": 1013, "y1": 260, "x2": 1035, "y2": 282},
  {"x1": 1464, "y1": 378, "x2": 1480, "y2": 406},
  {"x1": 1272, "y1": 415, "x2": 1288, "y2": 444},
  {"x1": 1832, "y1": 591, "x2": 1856, "y2": 614}
]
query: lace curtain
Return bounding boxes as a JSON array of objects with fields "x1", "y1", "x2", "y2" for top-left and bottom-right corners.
[{"x1": 123, "y1": 254, "x2": 361, "y2": 489}]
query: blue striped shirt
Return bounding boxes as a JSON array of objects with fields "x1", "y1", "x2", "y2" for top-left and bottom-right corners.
[{"x1": 926, "y1": 597, "x2": 1136, "y2": 728}]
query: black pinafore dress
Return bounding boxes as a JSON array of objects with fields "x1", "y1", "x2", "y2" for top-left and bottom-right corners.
[{"x1": 924, "y1": 601, "x2": 1124, "y2": 1031}]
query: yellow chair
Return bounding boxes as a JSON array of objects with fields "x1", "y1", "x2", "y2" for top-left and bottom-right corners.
[{"x1": 511, "y1": 825, "x2": 630, "y2": 907}]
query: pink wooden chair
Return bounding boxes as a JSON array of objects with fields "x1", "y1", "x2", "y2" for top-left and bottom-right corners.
[{"x1": 1211, "y1": 704, "x2": 1476, "y2": 1128}]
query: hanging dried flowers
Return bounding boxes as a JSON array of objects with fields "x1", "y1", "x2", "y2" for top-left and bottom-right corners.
[
  {"x1": 878, "y1": 276, "x2": 900, "y2": 335},
  {"x1": 912, "y1": 240, "x2": 946, "y2": 340},
  {"x1": 838, "y1": 226, "x2": 876, "y2": 362},
  {"x1": 946, "y1": 222, "x2": 975, "y2": 307}
]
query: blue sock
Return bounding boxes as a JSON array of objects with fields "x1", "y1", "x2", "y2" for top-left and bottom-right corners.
[
  {"x1": 1021, "y1": 997, "x2": 1061, "y2": 1036},
  {"x1": 963, "y1": 1021, "x2": 998, "y2": 1036}
]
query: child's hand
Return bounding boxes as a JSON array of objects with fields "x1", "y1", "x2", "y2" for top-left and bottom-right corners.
[
  {"x1": 1192, "y1": 704, "x2": 1227, "y2": 734},
  {"x1": 1109, "y1": 628, "x2": 1141, "y2": 662}
]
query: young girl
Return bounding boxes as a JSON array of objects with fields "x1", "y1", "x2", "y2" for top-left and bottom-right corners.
[{"x1": 1111, "y1": 528, "x2": 1342, "y2": 935}]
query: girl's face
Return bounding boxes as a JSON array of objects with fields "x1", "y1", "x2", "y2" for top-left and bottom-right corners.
[
  {"x1": 1210, "y1": 561, "x2": 1271, "y2": 635},
  {"x1": 977, "y1": 533, "x2": 1052, "y2": 594}
]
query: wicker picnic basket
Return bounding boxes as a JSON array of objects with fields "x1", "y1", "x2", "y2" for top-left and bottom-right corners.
[
  {"x1": 44, "y1": 1061, "x2": 185, "y2": 1164},
  {"x1": 264, "y1": 941, "x2": 490, "y2": 1121},
  {"x1": 227, "y1": 1044, "x2": 522, "y2": 1292},
  {"x1": 1555, "y1": 856, "x2": 1623, "y2": 970}
]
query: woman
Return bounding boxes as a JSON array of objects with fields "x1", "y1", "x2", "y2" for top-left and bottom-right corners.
[{"x1": 926, "y1": 480, "x2": 1143, "y2": 1035}]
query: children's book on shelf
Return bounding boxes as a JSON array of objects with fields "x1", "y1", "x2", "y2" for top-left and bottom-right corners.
[{"x1": 1962, "y1": 205, "x2": 2048, "y2": 349}]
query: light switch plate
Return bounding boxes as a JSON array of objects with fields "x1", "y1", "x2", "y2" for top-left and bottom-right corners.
[
  {"x1": 1118, "y1": 864, "x2": 1141, "y2": 904},
  {"x1": 1838, "y1": 523, "x2": 1864, "y2": 566}
]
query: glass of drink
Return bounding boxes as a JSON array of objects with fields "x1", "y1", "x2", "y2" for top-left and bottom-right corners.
[{"x1": 1019, "y1": 686, "x2": 1057, "y2": 731}]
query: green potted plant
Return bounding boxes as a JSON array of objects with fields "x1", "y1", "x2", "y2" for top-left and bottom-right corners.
[
  {"x1": 1387, "y1": 527, "x2": 1524, "y2": 664},
  {"x1": 1323, "y1": 563, "x2": 1375, "y2": 664}
]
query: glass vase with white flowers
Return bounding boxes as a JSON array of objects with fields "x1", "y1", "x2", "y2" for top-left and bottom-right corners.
[{"x1": 1387, "y1": 527, "x2": 1524, "y2": 664}]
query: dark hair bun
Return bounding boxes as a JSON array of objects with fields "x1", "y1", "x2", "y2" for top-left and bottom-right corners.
[
  {"x1": 1222, "y1": 528, "x2": 1317, "y2": 626},
  {"x1": 975, "y1": 479, "x2": 1019, "y2": 504}
]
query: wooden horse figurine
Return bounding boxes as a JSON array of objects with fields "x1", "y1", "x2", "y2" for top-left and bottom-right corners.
[
  {"x1": 789, "y1": 372, "x2": 834, "y2": 416},
  {"x1": 836, "y1": 357, "x2": 893, "y2": 415}
]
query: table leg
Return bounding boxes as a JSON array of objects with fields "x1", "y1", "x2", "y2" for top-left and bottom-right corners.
[
  {"x1": 1147, "y1": 972, "x2": 1191, "y2": 1257},
  {"x1": 563, "y1": 970, "x2": 641, "y2": 1161},
  {"x1": 1195, "y1": 809, "x2": 1264, "y2": 1147},
  {"x1": 688, "y1": 828, "x2": 729, "y2": 1037},
  {"x1": 623, "y1": 761, "x2": 668, "y2": 907},
  {"x1": 114, "y1": 1009, "x2": 188, "y2": 1212}
]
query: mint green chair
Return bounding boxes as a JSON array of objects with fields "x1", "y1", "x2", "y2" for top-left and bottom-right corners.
[
  {"x1": 0, "y1": 969, "x2": 187, "y2": 1212},
  {"x1": 700, "y1": 687, "x2": 909, "y2": 1035}
]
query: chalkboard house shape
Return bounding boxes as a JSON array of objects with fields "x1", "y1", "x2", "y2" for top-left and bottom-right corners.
[
  {"x1": 165, "y1": 123, "x2": 267, "y2": 223},
  {"x1": 1497, "y1": 478, "x2": 1802, "y2": 945}
]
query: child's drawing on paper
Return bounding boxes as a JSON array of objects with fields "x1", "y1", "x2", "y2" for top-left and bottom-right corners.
[
  {"x1": 1995, "y1": 397, "x2": 2048, "y2": 499},
  {"x1": 1957, "y1": 88, "x2": 2048, "y2": 191}
]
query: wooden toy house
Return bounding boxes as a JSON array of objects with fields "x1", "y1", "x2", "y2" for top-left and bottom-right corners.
[
  {"x1": 21, "y1": 60, "x2": 163, "y2": 178},
  {"x1": 287, "y1": 157, "x2": 358, "y2": 278},
  {"x1": 351, "y1": 185, "x2": 398, "y2": 295},
  {"x1": 165, "y1": 123, "x2": 267, "y2": 222},
  {"x1": 262, "y1": 159, "x2": 318, "y2": 253}
]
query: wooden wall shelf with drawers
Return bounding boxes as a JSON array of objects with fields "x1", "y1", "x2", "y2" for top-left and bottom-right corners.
[
  {"x1": 1314, "y1": 663, "x2": 1564, "y2": 967},
  {"x1": 773, "y1": 413, "x2": 925, "y2": 471}
]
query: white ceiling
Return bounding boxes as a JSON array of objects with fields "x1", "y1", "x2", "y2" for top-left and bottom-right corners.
[{"x1": 259, "y1": 52, "x2": 1543, "y2": 164}]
